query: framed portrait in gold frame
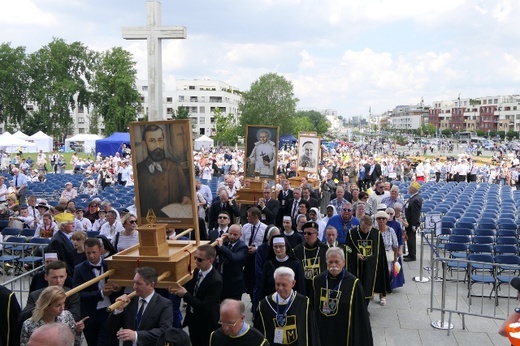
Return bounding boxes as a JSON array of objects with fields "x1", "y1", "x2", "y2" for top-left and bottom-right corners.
[
  {"x1": 129, "y1": 120, "x2": 197, "y2": 228},
  {"x1": 244, "y1": 125, "x2": 279, "y2": 180}
]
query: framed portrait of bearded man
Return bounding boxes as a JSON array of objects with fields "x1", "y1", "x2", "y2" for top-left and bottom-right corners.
[
  {"x1": 129, "y1": 120, "x2": 197, "y2": 228},
  {"x1": 244, "y1": 125, "x2": 279, "y2": 180}
]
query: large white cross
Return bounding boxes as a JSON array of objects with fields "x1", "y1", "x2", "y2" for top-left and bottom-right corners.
[{"x1": 122, "y1": 0, "x2": 186, "y2": 121}]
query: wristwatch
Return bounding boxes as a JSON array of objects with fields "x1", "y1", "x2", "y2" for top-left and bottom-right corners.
[{"x1": 515, "y1": 307, "x2": 520, "y2": 314}]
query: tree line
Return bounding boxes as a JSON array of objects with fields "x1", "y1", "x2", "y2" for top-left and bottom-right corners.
[
  {"x1": 0, "y1": 39, "x2": 141, "y2": 142},
  {"x1": 213, "y1": 72, "x2": 331, "y2": 146}
]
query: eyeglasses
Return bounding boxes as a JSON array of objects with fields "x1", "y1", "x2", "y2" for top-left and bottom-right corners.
[
  {"x1": 273, "y1": 245, "x2": 285, "y2": 249},
  {"x1": 218, "y1": 216, "x2": 229, "y2": 219},
  {"x1": 376, "y1": 217, "x2": 387, "y2": 220},
  {"x1": 387, "y1": 212, "x2": 394, "y2": 215},
  {"x1": 342, "y1": 208, "x2": 352, "y2": 212},
  {"x1": 218, "y1": 319, "x2": 239, "y2": 327},
  {"x1": 304, "y1": 231, "x2": 317, "y2": 236},
  {"x1": 194, "y1": 256, "x2": 207, "y2": 262},
  {"x1": 129, "y1": 220, "x2": 137, "y2": 224}
]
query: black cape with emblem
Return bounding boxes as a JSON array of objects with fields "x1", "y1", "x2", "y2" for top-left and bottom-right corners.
[
  {"x1": 209, "y1": 324, "x2": 270, "y2": 346},
  {"x1": 345, "y1": 226, "x2": 391, "y2": 298},
  {"x1": 293, "y1": 240, "x2": 328, "y2": 299},
  {"x1": 312, "y1": 269, "x2": 373, "y2": 346},
  {"x1": 254, "y1": 292, "x2": 321, "y2": 346}
]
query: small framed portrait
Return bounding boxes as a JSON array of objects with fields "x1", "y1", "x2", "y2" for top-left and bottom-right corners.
[
  {"x1": 297, "y1": 132, "x2": 320, "y2": 173},
  {"x1": 129, "y1": 120, "x2": 197, "y2": 228},
  {"x1": 244, "y1": 125, "x2": 279, "y2": 180}
]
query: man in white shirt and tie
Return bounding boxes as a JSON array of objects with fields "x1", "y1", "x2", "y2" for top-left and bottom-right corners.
[{"x1": 241, "y1": 207, "x2": 267, "y2": 302}]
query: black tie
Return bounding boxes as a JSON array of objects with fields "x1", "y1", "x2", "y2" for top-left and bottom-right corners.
[
  {"x1": 249, "y1": 225, "x2": 256, "y2": 246},
  {"x1": 194, "y1": 271, "x2": 203, "y2": 296},
  {"x1": 135, "y1": 299, "x2": 146, "y2": 328},
  {"x1": 219, "y1": 230, "x2": 223, "y2": 237},
  {"x1": 90, "y1": 265, "x2": 101, "y2": 271}
]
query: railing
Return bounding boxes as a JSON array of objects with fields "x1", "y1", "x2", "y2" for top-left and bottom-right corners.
[
  {"x1": 429, "y1": 257, "x2": 520, "y2": 336},
  {"x1": 1, "y1": 240, "x2": 49, "y2": 308}
]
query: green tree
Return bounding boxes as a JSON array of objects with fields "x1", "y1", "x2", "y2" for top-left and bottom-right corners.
[
  {"x1": 0, "y1": 43, "x2": 29, "y2": 124},
  {"x1": 90, "y1": 47, "x2": 141, "y2": 134},
  {"x1": 293, "y1": 110, "x2": 330, "y2": 135},
  {"x1": 213, "y1": 107, "x2": 239, "y2": 145},
  {"x1": 239, "y1": 73, "x2": 299, "y2": 134},
  {"x1": 420, "y1": 123, "x2": 437, "y2": 136},
  {"x1": 26, "y1": 38, "x2": 92, "y2": 142},
  {"x1": 172, "y1": 105, "x2": 190, "y2": 119}
]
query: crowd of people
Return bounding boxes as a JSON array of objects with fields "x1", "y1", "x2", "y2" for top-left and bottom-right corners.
[{"x1": 10, "y1": 135, "x2": 520, "y2": 345}]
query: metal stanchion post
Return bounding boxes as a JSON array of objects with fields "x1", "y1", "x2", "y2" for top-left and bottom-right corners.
[
  {"x1": 432, "y1": 260, "x2": 454, "y2": 330},
  {"x1": 413, "y1": 229, "x2": 430, "y2": 283}
]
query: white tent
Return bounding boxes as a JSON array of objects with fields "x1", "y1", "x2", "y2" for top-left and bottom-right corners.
[
  {"x1": 29, "y1": 131, "x2": 53, "y2": 153},
  {"x1": 65, "y1": 134, "x2": 103, "y2": 154},
  {"x1": 194, "y1": 135, "x2": 214, "y2": 151},
  {"x1": 0, "y1": 132, "x2": 37, "y2": 153},
  {"x1": 12, "y1": 131, "x2": 30, "y2": 140}
]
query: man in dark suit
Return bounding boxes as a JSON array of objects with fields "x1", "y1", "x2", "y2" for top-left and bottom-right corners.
[
  {"x1": 208, "y1": 188, "x2": 240, "y2": 229},
  {"x1": 108, "y1": 267, "x2": 173, "y2": 345},
  {"x1": 257, "y1": 187, "x2": 280, "y2": 225},
  {"x1": 48, "y1": 212, "x2": 76, "y2": 276},
  {"x1": 403, "y1": 182, "x2": 423, "y2": 262},
  {"x1": 73, "y1": 238, "x2": 122, "y2": 346},
  {"x1": 208, "y1": 211, "x2": 232, "y2": 243},
  {"x1": 301, "y1": 186, "x2": 319, "y2": 208},
  {"x1": 215, "y1": 224, "x2": 248, "y2": 300},
  {"x1": 29, "y1": 252, "x2": 74, "y2": 292},
  {"x1": 286, "y1": 187, "x2": 302, "y2": 222},
  {"x1": 20, "y1": 260, "x2": 80, "y2": 324},
  {"x1": 276, "y1": 179, "x2": 293, "y2": 226},
  {"x1": 370, "y1": 158, "x2": 382, "y2": 185},
  {"x1": 170, "y1": 244, "x2": 223, "y2": 346}
]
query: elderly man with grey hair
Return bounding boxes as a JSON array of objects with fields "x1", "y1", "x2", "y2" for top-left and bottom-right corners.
[
  {"x1": 380, "y1": 185, "x2": 404, "y2": 209},
  {"x1": 255, "y1": 267, "x2": 320, "y2": 346},
  {"x1": 312, "y1": 247, "x2": 373, "y2": 345}
]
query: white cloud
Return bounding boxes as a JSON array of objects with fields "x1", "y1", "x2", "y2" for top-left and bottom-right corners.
[
  {"x1": 298, "y1": 50, "x2": 315, "y2": 69},
  {"x1": 0, "y1": 0, "x2": 57, "y2": 26}
]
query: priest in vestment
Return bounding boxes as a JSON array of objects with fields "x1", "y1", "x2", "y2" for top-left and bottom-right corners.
[
  {"x1": 312, "y1": 247, "x2": 373, "y2": 346},
  {"x1": 255, "y1": 267, "x2": 320, "y2": 346},
  {"x1": 345, "y1": 215, "x2": 391, "y2": 306}
]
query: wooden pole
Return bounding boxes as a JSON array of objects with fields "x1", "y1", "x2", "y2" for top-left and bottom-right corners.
[
  {"x1": 65, "y1": 269, "x2": 116, "y2": 297},
  {"x1": 106, "y1": 270, "x2": 171, "y2": 312},
  {"x1": 172, "y1": 228, "x2": 193, "y2": 240}
]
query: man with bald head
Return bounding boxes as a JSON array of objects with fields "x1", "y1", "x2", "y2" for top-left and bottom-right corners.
[
  {"x1": 28, "y1": 323, "x2": 74, "y2": 346},
  {"x1": 215, "y1": 224, "x2": 248, "y2": 300},
  {"x1": 209, "y1": 299, "x2": 268, "y2": 345}
]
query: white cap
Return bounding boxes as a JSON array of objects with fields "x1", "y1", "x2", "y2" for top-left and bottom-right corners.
[
  {"x1": 44, "y1": 253, "x2": 58, "y2": 261},
  {"x1": 272, "y1": 237, "x2": 285, "y2": 245},
  {"x1": 377, "y1": 203, "x2": 387, "y2": 211}
]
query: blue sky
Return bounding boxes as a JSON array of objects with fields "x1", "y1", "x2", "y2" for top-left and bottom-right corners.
[{"x1": 1, "y1": 0, "x2": 519, "y2": 118}]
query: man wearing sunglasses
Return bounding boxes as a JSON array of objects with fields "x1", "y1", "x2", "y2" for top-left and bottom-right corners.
[
  {"x1": 170, "y1": 244, "x2": 223, "y2": 346},
  {"x1": 325, "y1": 202, "x2": 360, "y2": 244},
  {"x1": 209, "y1": 211, "x2": 231, "y2": 242}
]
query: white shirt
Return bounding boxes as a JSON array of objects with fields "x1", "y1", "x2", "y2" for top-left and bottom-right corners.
[
  {"x1": 99, "y1": 221, "x2": 124, "y2": 241},
  {"x1": 240, "y1": 221, "x2": 267, "y2": 247}
]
